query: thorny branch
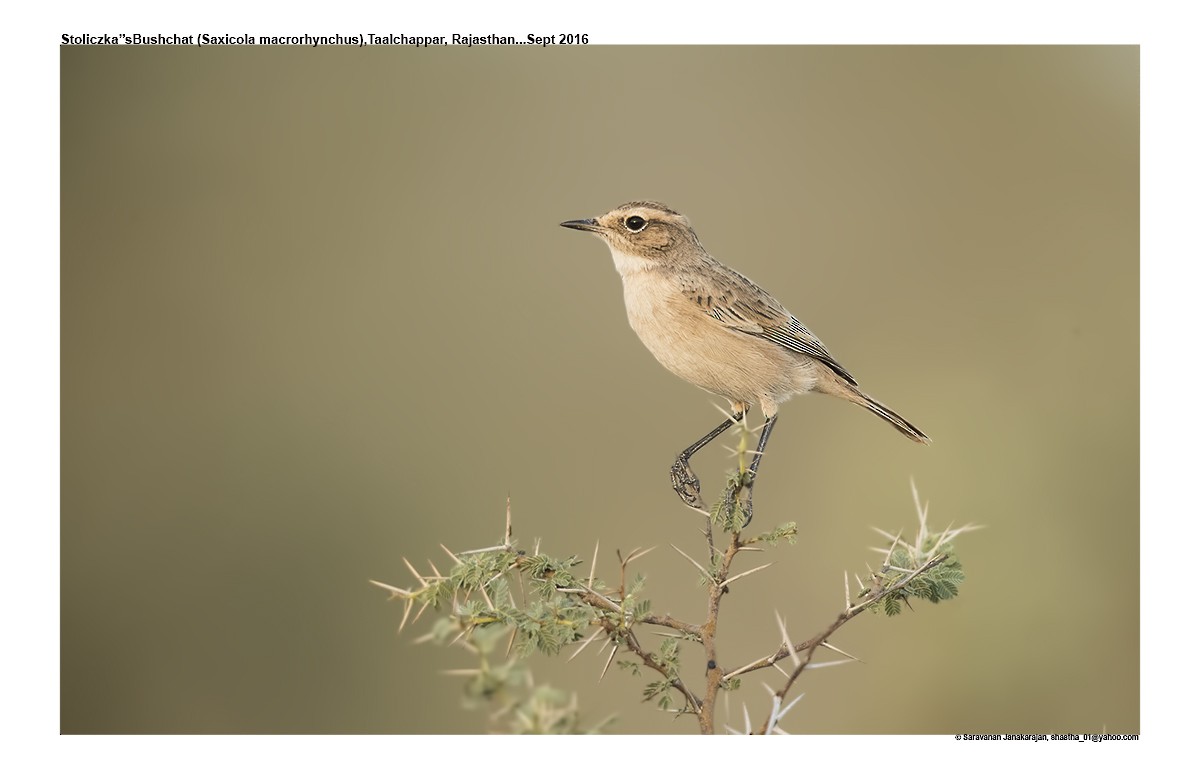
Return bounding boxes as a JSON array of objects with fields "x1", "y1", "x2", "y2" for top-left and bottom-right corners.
[
  {"x1": 697, "y1": 528, "x2": 742, "y2": 734},
  {"x1": 693, "y1": 415, "x2": 794, "y2": 734},
  {"x1": 375, "y1": 498, "x2": 708, "y2": 724},
  {"x1": 376, "y1": 428, "x2": 971, "y2": 735},
  {"x1": 753, "y1": 551, "x2": 950, "y2": 735}
]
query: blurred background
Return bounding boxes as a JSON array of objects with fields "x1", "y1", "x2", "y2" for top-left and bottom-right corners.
[{"x1": 61, "y1": 46, "x2": 1137, "y2": 734}]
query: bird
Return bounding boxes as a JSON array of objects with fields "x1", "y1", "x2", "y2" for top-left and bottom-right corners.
[{"x1": 560, "y1": 201, "x2": 929, "y2": 522}]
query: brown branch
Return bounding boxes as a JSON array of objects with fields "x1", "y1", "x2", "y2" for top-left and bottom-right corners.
[
  {"x1": 754, "y1": 553, "x2": 950, "y2": 734},
  {"x1": 697, "y1": 527, "x2": 745, "y2": 734},
  {"x1": 597, "y1": 617, "x2": 701, "y2": 715},
  {"x1": 696, "y1": 418, "x2": 755, "y2": 735},
  {"x1": 554, "y1": 575, "x2": 703, "y2": 717},
  {"x1": 642, "y1": 613, "x2": 702, "y2": 636},
  {"x1": 558, "y1": 584, "x2": 701, "y2": 637}
]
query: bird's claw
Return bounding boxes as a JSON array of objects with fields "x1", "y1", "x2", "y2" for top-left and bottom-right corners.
[{"x1": 670, "y1": 456, "x2": 705, "y2": 510}]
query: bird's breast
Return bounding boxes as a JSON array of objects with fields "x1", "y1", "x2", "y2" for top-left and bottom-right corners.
[{"x1": 617, "y1": 270, "x2": 815, "y2": 405}]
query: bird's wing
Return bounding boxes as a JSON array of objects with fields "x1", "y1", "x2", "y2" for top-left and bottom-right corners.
[{"x1": 681, "y1": 264, "x2": 858, "y2": 387}]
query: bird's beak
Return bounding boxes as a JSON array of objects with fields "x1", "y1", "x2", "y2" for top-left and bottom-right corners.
[{"x1": 559, "y1": 218, "x2": 602, "y2": 233}]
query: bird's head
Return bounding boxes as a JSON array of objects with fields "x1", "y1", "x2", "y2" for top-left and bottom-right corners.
[{"x1": 560, "y1": 201, "x2": 701, "y2": 268}]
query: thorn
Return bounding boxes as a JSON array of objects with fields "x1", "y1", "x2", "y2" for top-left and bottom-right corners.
[
  {"x1": 710, "y1": 401, "x2": 741, "y2": 425},
  {"x1": 599, "y1": 642, "x2": 619, "y2": 681},
  {"x1": 505, "y1": 494, "x2": 513, "y2": 546},
  {"x1": 743, "y1": 703, "x2": 752, "y2": 735},
  {"x1": 369, "y1": 580, "x2": 411, "y2": 597},
  {"x1": 777, "y1": 692, "x2": 805, "y2": 722},
  {"x1": 772, "y1": 726, "x2": 791, "y2": 735},
  {"x1": 534, "y1": 538, "x2": 541, "y2": 556},
  {"x1": 427, "y1": 559, "x2": 443, "y2": 580},
  {"x1": 844, "y1": 571, "x2": 851, "y2": 611},
  {"x1": 775, "y1": 611, "x2": 800, "y2": 670},
  {"x1": 722, "y1": 654, "x2": 772, "y2": 681},
  {"x1": 624, "y1": 546, "x2": 657, "y2": 565},
  {"x1": 439, "y1": 543, "x2": 463, "y2": 566},
  {"x1": 649, "y1": 631, "x2": 691, "y2": 640},
  {"x1": 588, "y1": 539, "x2": 599, "y2": 587},
  {"x1": 482, "y1": 565, "x2": 512, "y2": 591},
  {"x1": 402, "y1": 558, "x2": 427, "y2": 587},
  {"x1": 806, "y1": 659, "x2": 856, "y2": 670},
  {"x1": 765, "y1": 690, "x2": 782, "y2": 732},
  {"x1": 720, "y1": 562, "x2": 774, "y2": 588},
  {"x1": 819, "y1": 641, "x2": 863, "y2": 663},
  {"x1": 396, "y1": 598, "x2": 414, "y2": 633},
  {"x1": 412, "y1": 599, "x2": 430, "y2": 626},
  {"x1": 447, "y1": 626, "x2": 469, "y2": 648},
  {"x1": 438, "y1": 669, "x2": 479, "y2": 677},
  {"x1": 458, "y1": 544, "x2": 509, "y2": 555},
  {"x1": 569, "y1": 627, "x2": 605, "y2": 662},
  {"x1": 505, "y1": 627, "x2": 517, "y2": 658},
  {"x1": 738, "y1": 546, "x2": 765, "y2": 552},
  {"x1": 772, "y1": 662, "x2": 790, "y2": 679},
  {"x1": 932, "y1": 523, "x2": 953, "y2": 555},
  {"x1": 670, "y1": 544, "x2": 714, "y2": 581},
  {"x1": 884, "y1": 531, "x2": 902, "y2": 565}
]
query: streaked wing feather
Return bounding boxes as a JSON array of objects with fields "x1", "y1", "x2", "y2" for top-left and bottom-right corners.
[
  {"x1": 757, "y1": 319, "x2": 856, "y2": 386},
  {"x1": 685, "y1": 265, "x2": 857, "y2": 386}
]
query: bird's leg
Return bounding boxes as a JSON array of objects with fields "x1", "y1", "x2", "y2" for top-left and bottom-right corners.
[
  {"x1": 738, "y1": 414, "x2": 778, "y2": 527},
  {"x1": 670, "y1": 409, "x2": 746, "y2": 510}
]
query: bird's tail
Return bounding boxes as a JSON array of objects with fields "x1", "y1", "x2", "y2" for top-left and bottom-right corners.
[{"x1": 852, "y1": 390, "x2": 931, "y2": 444}]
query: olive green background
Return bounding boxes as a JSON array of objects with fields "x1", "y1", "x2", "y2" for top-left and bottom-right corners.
[{"x1": 61, "y1": 46, "x2": 1138, "y2": 734}]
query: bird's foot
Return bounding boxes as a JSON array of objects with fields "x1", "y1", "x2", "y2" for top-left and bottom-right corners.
[{"x1": 670, "y1": 456, "x2": 705, "y2": 510}]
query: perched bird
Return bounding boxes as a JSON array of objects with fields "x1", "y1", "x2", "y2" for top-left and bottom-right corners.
[{"x1": 560, "y1": 201, "x2": 929, "y2": 520}]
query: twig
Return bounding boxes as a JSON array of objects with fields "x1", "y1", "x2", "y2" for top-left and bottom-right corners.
[
  {"x1": 598, "y1": 617, "x2": 701, "y2": 714},
  {"x1": 642, "y1": 613, "x2": 702, "y2": 636},
  {"x1": 754, "y1": 552, "x2": 950, "y2": 734}
]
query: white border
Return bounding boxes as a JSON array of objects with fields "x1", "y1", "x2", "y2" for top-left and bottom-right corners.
[{"x1": 3, "y1": 1, "x2": 1189, "y2": 775}]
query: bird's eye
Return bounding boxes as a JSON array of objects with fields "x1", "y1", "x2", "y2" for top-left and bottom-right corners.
[{"x1": 625, "y1": 215, "x2": 647, "y2": 232}]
